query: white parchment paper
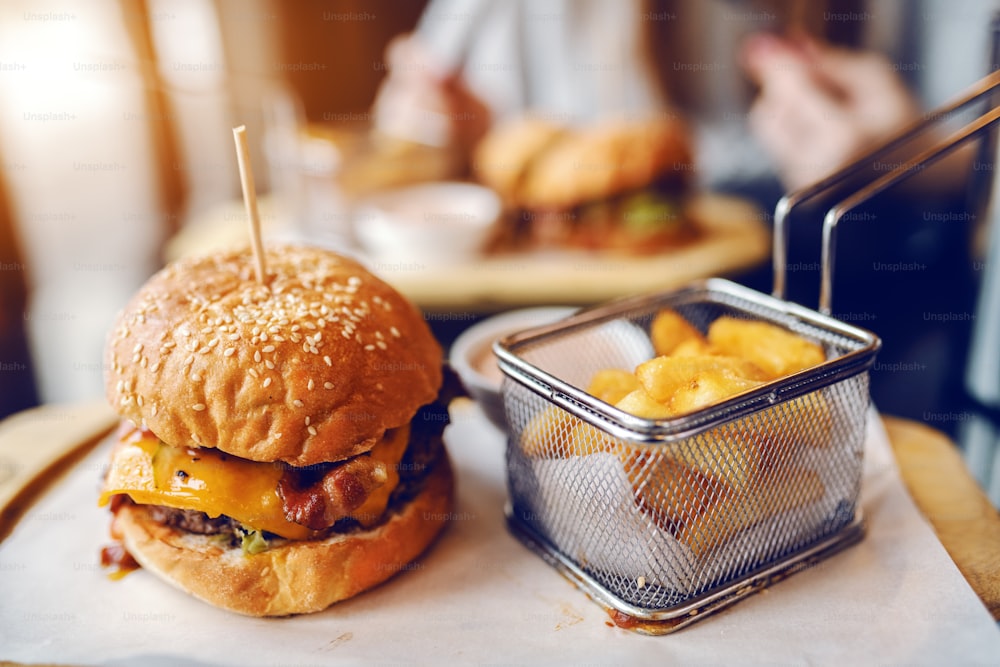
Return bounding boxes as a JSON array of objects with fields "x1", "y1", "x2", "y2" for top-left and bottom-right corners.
[{"x1": 1, "y1": 400, "x2": 998, "y2": 666}]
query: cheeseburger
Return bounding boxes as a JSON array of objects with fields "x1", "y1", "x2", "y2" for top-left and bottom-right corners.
[
  {"x1": 99, "y1": 244, "x2": 454, "y2": 616},
  {"x1": 473, "y1": 113, "x2": 698, "y2": 253}
]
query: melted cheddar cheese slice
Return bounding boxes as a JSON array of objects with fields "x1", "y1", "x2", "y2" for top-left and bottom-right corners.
[{"x1": 99, "y1": 426, "x2": 409, "y2": 540}]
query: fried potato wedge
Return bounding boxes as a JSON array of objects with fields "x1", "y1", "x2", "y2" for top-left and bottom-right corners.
[
  {"x1": 634, "y1": 354, "x2": 767, "y2": 413},
  {"x1": 587, "y1": 368, "x2": 640, "y2": 405},
  {"x1": 650, "y1": 308, "x2": 707, "y2": 356},
  {"x1": 677, "y1": 467, "x2": 825, "y2": 557},
  {"x1": 615, "y1": 387, "x2": 677, "y2": 419},
  {"x1": 707, "y1": 316, "x2": 825, "y2": 380}
]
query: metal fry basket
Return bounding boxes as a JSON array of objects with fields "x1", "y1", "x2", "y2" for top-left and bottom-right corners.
[
  {"x1": 495, "y1": 281, "x2": 878, "y2": 634},
  {"x1": 494, "y1": 70, "x2": 1000, "y2": 634}
]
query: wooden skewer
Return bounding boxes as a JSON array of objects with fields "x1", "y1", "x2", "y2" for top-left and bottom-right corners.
[{"x1": 232, "y1": 124, "x2": 267, "y2": 284}]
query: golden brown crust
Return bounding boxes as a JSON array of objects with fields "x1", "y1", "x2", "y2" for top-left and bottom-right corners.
[
  {"x1": 104, "y1": 245, "x2": 443, "y2": 466},
  {"x1": 115, "y1": 450, "x2": 454, "y2": 617},
  {"x1": 472, "y1": 115, "x2": 567, "y2": 203},
  {"x1": 518, "y1": 115, "x2": 693, "y2": 210}
]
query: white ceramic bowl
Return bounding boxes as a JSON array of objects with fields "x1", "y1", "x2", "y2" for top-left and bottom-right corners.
[
  {"x1": 354, "y1": 181, "x2": 501, "y2": 266},
  {"x1": 449, "y1": 307, "x2": 577, "y2": 430}
]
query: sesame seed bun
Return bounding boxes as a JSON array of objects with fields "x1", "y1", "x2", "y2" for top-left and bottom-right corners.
[
  {"x1": 113, "y1": 451, "x2": 453, "y2": 617},
  {"x1": 104, "y1": 244, "x2": 443, "y2": 466}
]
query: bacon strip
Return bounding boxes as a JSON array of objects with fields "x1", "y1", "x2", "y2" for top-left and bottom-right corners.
[{"x1": 277, "y1": 455, "x2": 388, "y2": 530}]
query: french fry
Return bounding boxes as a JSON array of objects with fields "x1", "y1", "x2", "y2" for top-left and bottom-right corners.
[
  {"x1": 707, "y1": 316, "x2": 825, "y2": 380},
  {"x1": 677, "y1": 467, "x2": 825, "y2": 557},
  {"x1": 518, "y1": 307, "x2": 835, "y2": 560},
  {"x1": 670, "y1": 337, "x2": 716, "y2": 357},
  {"x1": 521, "y1": 407, "x2": 576, "y2": 458},
  {"x1": 650, "y1": 308, "x2": 707, "y2": 356},
  {"x1": 635, "y1": 355, "x2": 766, "y2": 412},
  {"x1": 629, "y1": 453, "x2": 730, "y2": 533},
  {"x1": 522, "y1": 406, "x2": 625, "y2": 458},
  {"x1": 587, "y1": 368, "x2": 639, "y2": 405},
  {"x1": 615, "y1": 387, "x2": 676, "y2": 419}
]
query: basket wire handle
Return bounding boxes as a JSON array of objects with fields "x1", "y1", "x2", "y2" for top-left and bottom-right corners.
[{"x1": 772, "y1": 69, "x2": 1000, "y2": 313}]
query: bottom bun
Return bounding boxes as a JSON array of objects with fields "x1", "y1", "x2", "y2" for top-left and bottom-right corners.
[{"x1": 116, "y1": 452, "x2": 454, "y2": 617}]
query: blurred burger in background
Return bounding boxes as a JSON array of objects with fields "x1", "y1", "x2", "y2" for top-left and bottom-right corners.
[{"x1": 473, "y1": 113, "x2": 699, "y2": 254}]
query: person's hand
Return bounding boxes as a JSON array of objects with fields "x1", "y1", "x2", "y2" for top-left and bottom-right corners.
[
  {"x1": 372, "y1": 33, "x2": 491, "y2": 154},
  {"x1": 741, "y1": 33, "x2": 920, "y2": 191}
]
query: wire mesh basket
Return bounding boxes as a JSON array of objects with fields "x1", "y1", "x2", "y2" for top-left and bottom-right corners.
[
  {"x1": 495, "y1": 280, "x2": 879, "y2": 634},
  {"x1": 494, "y1": 68, "x2": 1000, "y2": 634}
]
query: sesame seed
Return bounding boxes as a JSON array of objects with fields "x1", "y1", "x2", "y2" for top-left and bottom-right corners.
[
  {"x1": 151, "y1": 404, "x2": 158, "y2": 416},
  {"x1": 263, "y1": 345, "x2": 275, "y2": 353},
  {"x1": 248, "y1": 368, "x2": 259, "y2": 378},
  {"x1": 132, "y1": 353, "x2": 141, "y2": 363},
  {"x1": 364, "y1": 344, "x2": 375, "y2": 351},
  {"x1": 305, "y1": 416, "x2": 311, "y2": 426},
  {"x1": 140, "y1": 357, "x2": 148, "y2": 368},
  {"x1": 324, "y1": 382, "x2": 334, "y2": 390},
  {"x1": 132, "y1": 343, "x2": 143, "y2": 354},
  {"x1": 192, "y1": 403, "x2": 206, "y2": 411},
  {"x1": 324, "y1": 356, "x2": 332, "y2": 366},
  {"x1": 228, "y1": 333, "x2": 240, "y2": 341},
  {"x1": 191, "y1": 373, "x2": 202, "y2": 382},
  {"x1": 254, "y1": 351, "x2": 261, "y2": 363},
  {"x1": 293, "y1": 399, "x2": 304, "y2": 408},
  {"x1": 150, "y1": 361, "x2": 161, "y2": 373},
  {"x1": 163, "y1": 341, "x2": 176, "y2": 349},
  {"x1": 265, "y1": 360, "x2": 275, "y2": 369},
  {"x1": 223, "y1": 347, "x2": 236, "y2": 357},
  {"x1": 376, "y1": 341, "x2": 387, "y2": 350},
  {"x1": 208, "y1": 338, "x2": 219, "y2": 348},
  {"x1": 307, "y1": 379, "x2": 315, "y2": 391},
  {"x1": 197, "y1": 347, "x2": 210, "y2": 355},
  {"x1": 307, "y1": 426, "x2": 317, "y2": 436},
  {"x1": 137, "y1": 395, "x2": 144, "y2": 407},
  {"x1": 263, "y1": 377, "x2": 272, "y2": 388}
]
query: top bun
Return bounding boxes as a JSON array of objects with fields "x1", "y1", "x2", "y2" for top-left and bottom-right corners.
[
  {"x1": 518, "y1": 114, "x2": 693, "y2": 210},
  {"x1": 105, "y1": 245, "x2": 443, "y2": 467},
  {"x1": 472, "y1": 115, "x2": 566, "y2": 204},
  {"x1": 473, "y1": 113, "x2": 693, "y2": 210}
]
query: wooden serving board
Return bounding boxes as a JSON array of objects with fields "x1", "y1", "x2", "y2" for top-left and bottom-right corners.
[
  {"x1": 0, "y1": 400, "x2": 117, "y2": 542},
  {"x1": 166, "y1": 193, "x2": 771, "y2": 311},
  {"x1": 883, "y1": 415, "x2": 1000, "y2": 620}
]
